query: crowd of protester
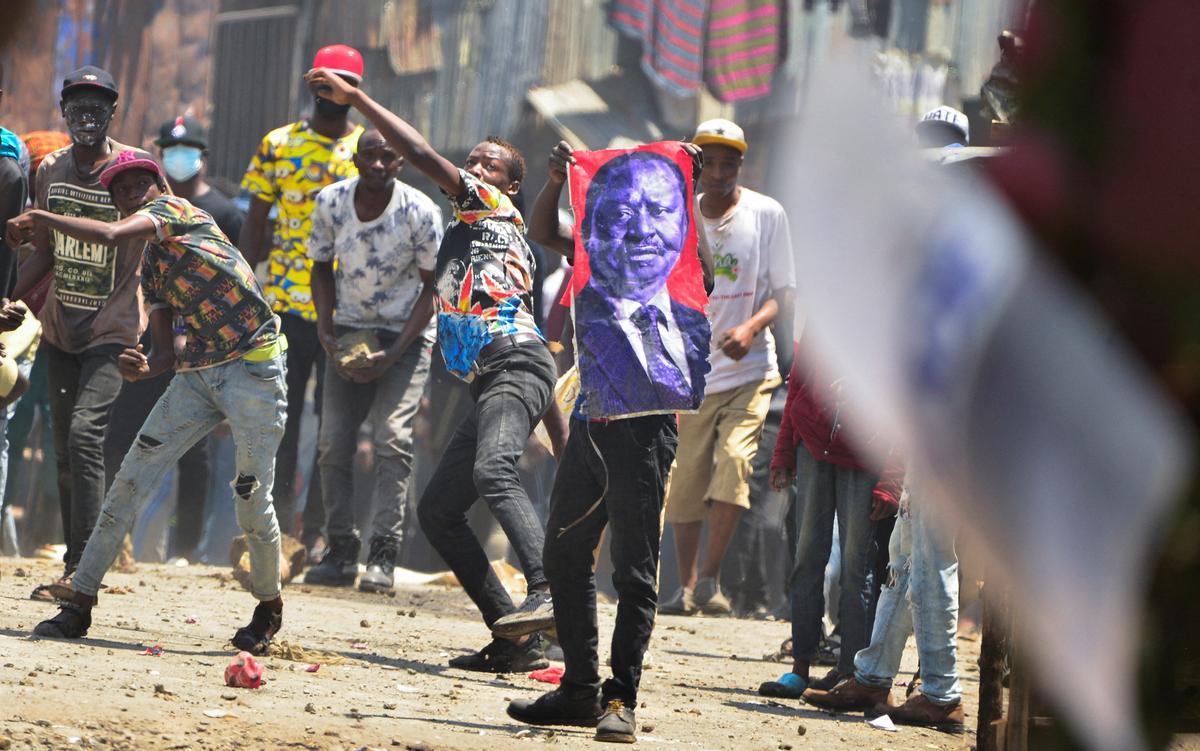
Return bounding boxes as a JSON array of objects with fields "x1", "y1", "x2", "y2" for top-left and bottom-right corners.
[{"x1": 0, "y1": 46, "x2": 975, "y2": 743}]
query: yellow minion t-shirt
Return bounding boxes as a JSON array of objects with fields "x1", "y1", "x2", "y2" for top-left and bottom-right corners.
[{"x1": 241, "y1": 121, "x2": 363, "y2": 321}]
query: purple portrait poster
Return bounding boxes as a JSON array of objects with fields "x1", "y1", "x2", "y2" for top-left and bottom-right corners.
[{"x1": 566, "y1": 141, "x2": 711, "y2": 419}]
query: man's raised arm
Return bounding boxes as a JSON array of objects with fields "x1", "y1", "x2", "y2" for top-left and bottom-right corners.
[
  {"x1": 528, "y1": 141, "x2": 576, "y2": 259},
  {"x1": 305, "y1": 68, "x2": 463, "y2": 198}
]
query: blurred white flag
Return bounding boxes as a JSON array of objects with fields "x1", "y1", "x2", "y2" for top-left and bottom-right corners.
[{"x1": 774, "y1": 53, "x2": 1192, "y2": 751}]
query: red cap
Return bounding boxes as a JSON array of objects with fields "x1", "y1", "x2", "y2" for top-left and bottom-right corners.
[
  {"x1": 312, "y1": 44, "x2": 364, "y2": 83},
  {"x1": 99, "y1": 149, "x2": 163, "y2": 189}
]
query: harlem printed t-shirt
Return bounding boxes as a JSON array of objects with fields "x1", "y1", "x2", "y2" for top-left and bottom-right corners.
[
  {"x1": 135, "y1": 195, "x2": 277, "y2": 370},
  {"x1": 434, "y1": 169, "x2": 542, "y2": 380},
  {"x1": 309, "y1": 177, "x2": 442, "y2": 335},
  {"x1": 240, "y1": 121, "x2": 363, "y2": 322},
  {"x1": 701, "y1": 188, "x2": 794, "y2": 394},
  {"x1": 36, "y1": 139, "x2": 148, "y2": 353}
]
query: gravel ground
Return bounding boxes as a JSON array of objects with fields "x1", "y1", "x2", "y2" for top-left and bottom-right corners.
[{"x1": 0, "y1": 556, "x2": 979, "y2": 750}]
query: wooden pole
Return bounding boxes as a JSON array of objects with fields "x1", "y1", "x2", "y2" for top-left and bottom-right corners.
[
  {"x1": 1005, "y1": 607, "x2": 1030, "y2": 751},
  {"x1": 976, "y1": 580, "x2": 1008, "y2": 751}
]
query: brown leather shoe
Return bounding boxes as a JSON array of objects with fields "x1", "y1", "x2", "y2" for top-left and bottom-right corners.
[
  {"x1": 803, "y1": 677, "x2": 895, "y2": 712},
  {"x1": 874, "y1": 693, "x2": 965, "y2": 733}
]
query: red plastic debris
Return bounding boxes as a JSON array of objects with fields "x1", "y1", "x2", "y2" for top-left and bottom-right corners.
[
  {"x1": 305, "y1": 663, "x2": 320, "y2": 673},
  {"x1": 141, "y1": 645, "x2": 163, "y2": 656},
  {"x1": 529, "y1": 666, "x2": 565, "y2": 684},
  {"x1": 350, "y1": 641, "x2": 368, "y2": 650},
  {"x1": 224, "y1": 651, "x2": 264, "y2": 689}
]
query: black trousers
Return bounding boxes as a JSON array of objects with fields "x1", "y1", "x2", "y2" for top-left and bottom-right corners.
[
  {"x1": 545, "y1": 414, "x2": 678, "y2": 705},
  {"x1": 417, "y1": 343, "x2": 556, "y2": 628},
  {"x1": 45, "y1": 342, "x2": 125, "y2": 571},
  {"x1": 276, "y1": 313, "x2": 325, "y2": 539}
]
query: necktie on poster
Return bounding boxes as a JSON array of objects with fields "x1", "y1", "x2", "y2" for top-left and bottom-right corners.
[
  {"x1": 773, "y1": 52, "x2": 1193, "y2": 751},
  {"x1": 566, "y1": 141, "x2": 712, "y2": 419},
  {"x1": 633, "y1": 303, "x2": 691, "y2": 401}
]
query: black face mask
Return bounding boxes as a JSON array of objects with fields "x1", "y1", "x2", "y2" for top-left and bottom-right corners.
[{"x1": 314, "y1": 96, "x2": 351, "y2": 119}]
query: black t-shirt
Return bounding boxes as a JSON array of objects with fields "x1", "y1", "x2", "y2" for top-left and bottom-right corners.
[
  {"x1": 0, "y1": 155, "x2": 27, "y2": 298},
  {"x1": 190, "y1": 186, "x2": 244, "y2": 246}
]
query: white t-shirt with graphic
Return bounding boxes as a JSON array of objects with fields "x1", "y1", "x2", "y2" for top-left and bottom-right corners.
[
  {"x1": 309, "y1": 177, "x2": 443, "y2": 336},
  {"x1": 701, "y1": 187, "x2": 794, "y2": 394}
]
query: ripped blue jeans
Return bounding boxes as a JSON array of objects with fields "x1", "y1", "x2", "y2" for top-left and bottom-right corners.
[
  {"x1": 72, "y1": 354, "x2": 288, "y2": 601},
  {"x1": 852, "y1": 491, "x2": 962, "y2": 704}
]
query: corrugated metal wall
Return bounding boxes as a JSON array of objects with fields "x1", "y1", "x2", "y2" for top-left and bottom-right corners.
[
  {"x1": 6, "y1": 0, "x2": 1020, "y2": 184},
  {"x1": 291, "y1": 0, "x2": 625, "y2": 152},
  {"x1": 208, "y1": 2, "x2": 301, "y2": 183},
  {"x1": 541, "y1": 0, "x2": 623, "y2": 86},
  {"x1": 299, "y1": 0, "x2": 547, "y2": 155},
  {"x1": 199, "y1": 0, "x2": 634, "y2": 188}
]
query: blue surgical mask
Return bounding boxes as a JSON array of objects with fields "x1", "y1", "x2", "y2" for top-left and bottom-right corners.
[{"x1": 162, "y1": 145, "x2": 203, "y2": 182}]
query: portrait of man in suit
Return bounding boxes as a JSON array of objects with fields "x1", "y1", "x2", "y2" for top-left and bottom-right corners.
[{"x1": 574, "y1": 150, "x2": 710, "y2": 418}]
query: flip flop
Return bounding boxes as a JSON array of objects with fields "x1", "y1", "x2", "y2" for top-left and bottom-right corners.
[
  {"x1": 33, "y1": 577, "x2": 105, "y2": 602},
  {"x1": 758, "y1": 672, "x2": 808, "y2": 699},
  {"x1": 29, "y1": 583, "x2": 56, "y2": 602}
]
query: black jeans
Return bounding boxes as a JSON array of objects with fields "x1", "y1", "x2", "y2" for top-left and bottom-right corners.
[
  {"x1": 45, "y1": 342, "x2": 125, "y2": 572},
  {"x1": 417, "y1": 342, "x2": 555, "y2": 628},
  {"x1": 104, "y1": 348, "x2": 212, "y2": 560},
  {"x1": 276, "y1": 313, "x2": 325, "y2": 538},
  {"x1": 545, "y1": 414, "x2": 678, "y2": 705}
]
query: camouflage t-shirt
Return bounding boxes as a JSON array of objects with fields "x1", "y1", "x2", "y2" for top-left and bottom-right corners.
[
  {"x1": 36, "y1": 139, "x2": 148, "y2": 353},
  {"x1": 240, "y1": 121, "x2": 363, "y2": 322},
  {"x1": 136, "y1": 196, "x2": 278, "y2": 370}
]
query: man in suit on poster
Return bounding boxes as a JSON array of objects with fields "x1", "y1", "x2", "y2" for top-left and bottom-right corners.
[{"x1": 574, "y1": 150, "x2": 709, "y2": 417}]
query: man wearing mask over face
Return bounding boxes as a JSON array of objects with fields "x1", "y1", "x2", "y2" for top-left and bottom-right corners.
[
  {"x1": 156, "y1": 115, "x2": 243, "y2": 241},
  {"x1": 239, "y1": 46, "x2": 364, "y2": 554},
  {"x1": 11, "y1": 66, "x2": 154, "y2": 601}
]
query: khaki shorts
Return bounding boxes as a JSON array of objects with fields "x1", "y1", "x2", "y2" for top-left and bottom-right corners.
[{"x1": 664, "y1": 375, "x2": 781, "y2": 523}]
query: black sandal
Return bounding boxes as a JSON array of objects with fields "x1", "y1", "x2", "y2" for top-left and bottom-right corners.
[{"x1": 231, "y1": 599, "x2": 282, "y2": 655}]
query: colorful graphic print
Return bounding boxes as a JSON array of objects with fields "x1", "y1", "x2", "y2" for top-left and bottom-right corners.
[
  {"x1": 136, "y1": 196, "x2": 277, "y2": 370},
  {"x1": 713, "y1": 251, "x2": 740, "y2": 281},
  {"x1": 241, "y1": 121, "x2": 363, "y2": 321},
  {"x1": 433, "y1": 169, "x2": 542, "y2": 380}
]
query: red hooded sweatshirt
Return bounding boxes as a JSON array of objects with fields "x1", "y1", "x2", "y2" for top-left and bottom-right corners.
[{"x1": 771, "y1": 352, "x2": 903, "y2": 514}]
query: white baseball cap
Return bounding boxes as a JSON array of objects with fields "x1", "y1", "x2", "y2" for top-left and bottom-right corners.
[
  {"x1": 917, "y1": 106, "x2": 970, "y2": 145},
  {"x1": 692, "y1": 118, "x2": 747, "y2": 153}
]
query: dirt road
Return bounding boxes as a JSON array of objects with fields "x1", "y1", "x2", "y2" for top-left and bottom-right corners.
[{"x1": 0, "y1": 556, "x2": 978, "y2": 750}]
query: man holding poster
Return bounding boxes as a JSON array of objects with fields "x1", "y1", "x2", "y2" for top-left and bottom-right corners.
[{"x1": 500, "y1": 140, "x2": 712, "y2": 743}]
